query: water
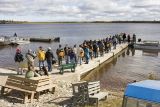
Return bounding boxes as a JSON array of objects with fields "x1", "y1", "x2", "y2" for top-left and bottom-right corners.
[
  {"x1": 0, "y1": 23, "x2": 160, "y2": 88},
  {"x1": 82, "y1": 48, "x2": 160, "y2": 90}
]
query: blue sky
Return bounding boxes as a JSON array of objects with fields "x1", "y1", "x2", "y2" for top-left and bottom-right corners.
[{"x1": 0, "y1": 0, "x2": 160, "y2": 21}]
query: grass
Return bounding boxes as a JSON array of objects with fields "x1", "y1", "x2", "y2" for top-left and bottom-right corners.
[{"x1": 84, "y1": 90, "x2": 123, "y2": 107}]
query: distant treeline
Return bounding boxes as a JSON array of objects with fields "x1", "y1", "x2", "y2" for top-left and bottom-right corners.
[
  {"x1": 1, "y1": 20, "x2": 160, "y2": 24},
  {"x1": 0, "y1": 20, "x2": 28, "y2": 24},
  {"x1": 92, "y1": 21, "x2": 160, "y2": 23}
]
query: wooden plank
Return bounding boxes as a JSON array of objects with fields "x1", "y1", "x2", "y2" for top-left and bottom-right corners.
[
  {"x1": 36, "y1": 84, "x2": 55, "y2": 92},
  {"x1": 89, "y1": 89, "x2": 100, "y2": 95},
  {"x1": 6, "y1": 78, "x2": 38, "y2": 86},
  {"x1": 0, "y1": 76, "x2": 8, "y2": 86},
  {"x1": 6, "y1": 79, "x2": 38, "y2": 87},
  {"x1": 88, "y1": 83, "x2": 100, "y2": 89},
  {"x1": 88, "y1": 86, "x2": 100, "y2": 92},
  {"x1": 6, "y1": 82, "x2": 37, "y2": 91},
  {"x1": 37, "y1": 81, "x2": 50, "y2": 87},
  {"x1": 4, "y1": 85, "x2": 35, "y2": 93},
  {"x1": 8, "y1": 76, "x2": 38, "y2": 84},
  {"x1": 72, "y1": 81, "x2": 87, "y2": 85},
  {"x1": 89, "y1": 92, "x2": 108, "y2": 100},
  {"x1": 88, "y1": 81, "x2": 100, "y2": 85},
  {"x1": 38, "y1": 78, "x2": 50, "y2": 83},
  {"x1": 31, "y1": 76, "x2": 50, "y2": 80}
]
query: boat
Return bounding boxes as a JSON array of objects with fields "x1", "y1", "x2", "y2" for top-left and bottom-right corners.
[
  {"x1": 30, "y1": 37, "x2": 60, "y2": 42},
  {"x1": 0, "y1": 36, "x2": 10, "y2": 46},
  {"x1": 0, "y1": 35, "x2": 30, "y2": 46},
  {"x1": 9, "y1": 36, "x2": 30, "y2": 45},
  {"x1": 134, "y1": 40, "x2": 160, "y2": 51}
]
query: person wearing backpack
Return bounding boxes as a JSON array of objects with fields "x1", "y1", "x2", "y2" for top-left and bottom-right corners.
[
  {"x1": 77, "y1": 45, "x2": 84, "y2": 65},
  {"x1": 14, "y1": 48, "x2": 24, "y2": 75},
  {"x1": 37, "y1": 46, "x2": 45, "y2": 70},
  {"x1": 56, "y1": 44, "x2": 64, "y2": 66},
  {"x1": 45, "y1": 47, "x2": 54, "y2": 72}
]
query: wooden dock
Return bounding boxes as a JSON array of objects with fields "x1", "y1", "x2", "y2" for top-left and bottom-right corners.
[
  {"x1": 0, "y1": 43, "x2": 128, "y2": 83},
  {"x1": 30, "y1": 37, "x2": 60, "y2": 42}
]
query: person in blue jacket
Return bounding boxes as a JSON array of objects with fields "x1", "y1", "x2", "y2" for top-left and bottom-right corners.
[{"x1": 84, "y1": 44, "x2": 90, "y2": 64}]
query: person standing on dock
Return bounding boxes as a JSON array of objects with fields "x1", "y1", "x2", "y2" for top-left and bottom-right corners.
[
  {"x1": 14, "y1": 48, "x2": 24, "y2": 75},
  {"x1": 112, "y1": 36, "x2": 117, "y2": 49},
  {"x1": 45, "y1": 47, "x2": 54, "y2": 72},
  {"x1": 123, "y1": 33, "x2": 126, "y2": 43},
  {"x1": 37, "y1": 46, "x2": 45, "y2": 70},
  {"x1": 84, "y1": 44, "x2": 90, "y2": 64},
  {"x1": 133, "y1": 34, "x2": 136, "y2": 43},
  {"x1": 77, "y1": 45, "x2": 84, "y2": 65},
  {"x1": 99, "y1": 40, "x2": 104, "y2": 56},
  {"x1": 127, "y1": 34, "x2": 131, "y2": 43},
  {"x1": 56, "y1": 44, "x2": 64, "y2": 66},
  {"x1": 93, "y1": 41, "x2": 98, "y2": 58}
]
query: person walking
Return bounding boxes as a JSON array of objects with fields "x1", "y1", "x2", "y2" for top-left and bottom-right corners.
[
  {"x1": 45, "y1": 47, "x2": 54, "y2": 72},
  {"x1": 37, "y1": 46, "x2": 45, "y2": 70},
  {"x1": 14, "y1": 48, "x2": 24, "y2": 75}
]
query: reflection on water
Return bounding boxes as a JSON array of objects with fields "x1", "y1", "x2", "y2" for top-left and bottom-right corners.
[
  {"x1": 82, "y1": 48, "x2": 160, "y2": 91},
  {"x1": 142, "y1": 50, "x2": 159, "y2": 57}
]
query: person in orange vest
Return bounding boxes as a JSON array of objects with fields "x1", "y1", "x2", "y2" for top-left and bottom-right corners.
[{"x1": 37, "y1": 46, "x2": 45, "y2": 70}]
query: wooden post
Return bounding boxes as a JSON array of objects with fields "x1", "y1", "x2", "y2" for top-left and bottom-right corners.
[
  {"x1": 1, "y1": 86, "x2": 5, "y2": 95},
  {"x1": 24, "y1": 92, "x2": 29, "y2": 104},
  {"x1": 30, "y1": 92, "x2": 34, "y2": 104}
]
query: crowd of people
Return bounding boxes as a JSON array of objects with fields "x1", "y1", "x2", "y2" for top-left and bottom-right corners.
[{"x1": 14, "y1": 33, "x2": 136, "y2": 78}]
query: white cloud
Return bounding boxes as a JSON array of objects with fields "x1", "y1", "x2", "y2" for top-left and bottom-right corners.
[{"x1": 0, "y1": 0, "x2": 160, "y2": 21}]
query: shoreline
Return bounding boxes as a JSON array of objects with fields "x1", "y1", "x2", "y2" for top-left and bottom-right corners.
[{"x1": 1, "y1": 21, "x2": 160, "y2": 24}]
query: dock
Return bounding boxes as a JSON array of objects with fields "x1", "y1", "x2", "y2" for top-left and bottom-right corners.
[
  {"x1": 30, "y1": 37, "x2": 60, "y2": 42},
  {"x1": 0, "y1": 43, "x2": 128, "y2": 106},
  {"x1": 0, "y1": 43, "x2": 128, "y2": 83},
  {"x1": 51, "y1": 43, "x2": 128, "y2": 82}
]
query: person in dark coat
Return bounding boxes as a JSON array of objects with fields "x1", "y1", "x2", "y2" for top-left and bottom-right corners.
[
  {"x1": 127, "y1": 34, "x2": 131, "y2": 43},
  {"x1": 45, "y1": 47, "x2": 54, "y2": 72},
  {"x1": 14, "y1": 48, "x2": 24, "y2": 74}
]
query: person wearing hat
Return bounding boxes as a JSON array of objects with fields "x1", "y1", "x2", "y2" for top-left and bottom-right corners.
[
  {"x1": 26, "y1": 49, "x2": 36, "y2": 70},
  {"x1": 14, "y1": 48, "x2": 24, "y2": 74},
  {"x1": 56, "y1": 44, "x2": 64, "y2": 66},
  {"x1": 37, "y1": 46, "x2": 46, "y2": 70},
  {"x1": 45, "y1": 47, "x2": 55, "y2": 72}
]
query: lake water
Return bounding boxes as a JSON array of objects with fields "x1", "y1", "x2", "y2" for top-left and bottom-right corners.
[
  {"x1": 0, "y1": 23, "x2": 160, "y2": 89},
  {"x1": 82, "y1": 48, "x2": 160, "y2": 90}
]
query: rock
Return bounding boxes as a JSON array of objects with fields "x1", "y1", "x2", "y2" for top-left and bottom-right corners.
[{"x1": 7, "y1": 104, "x2": 11, "y2": 107}]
